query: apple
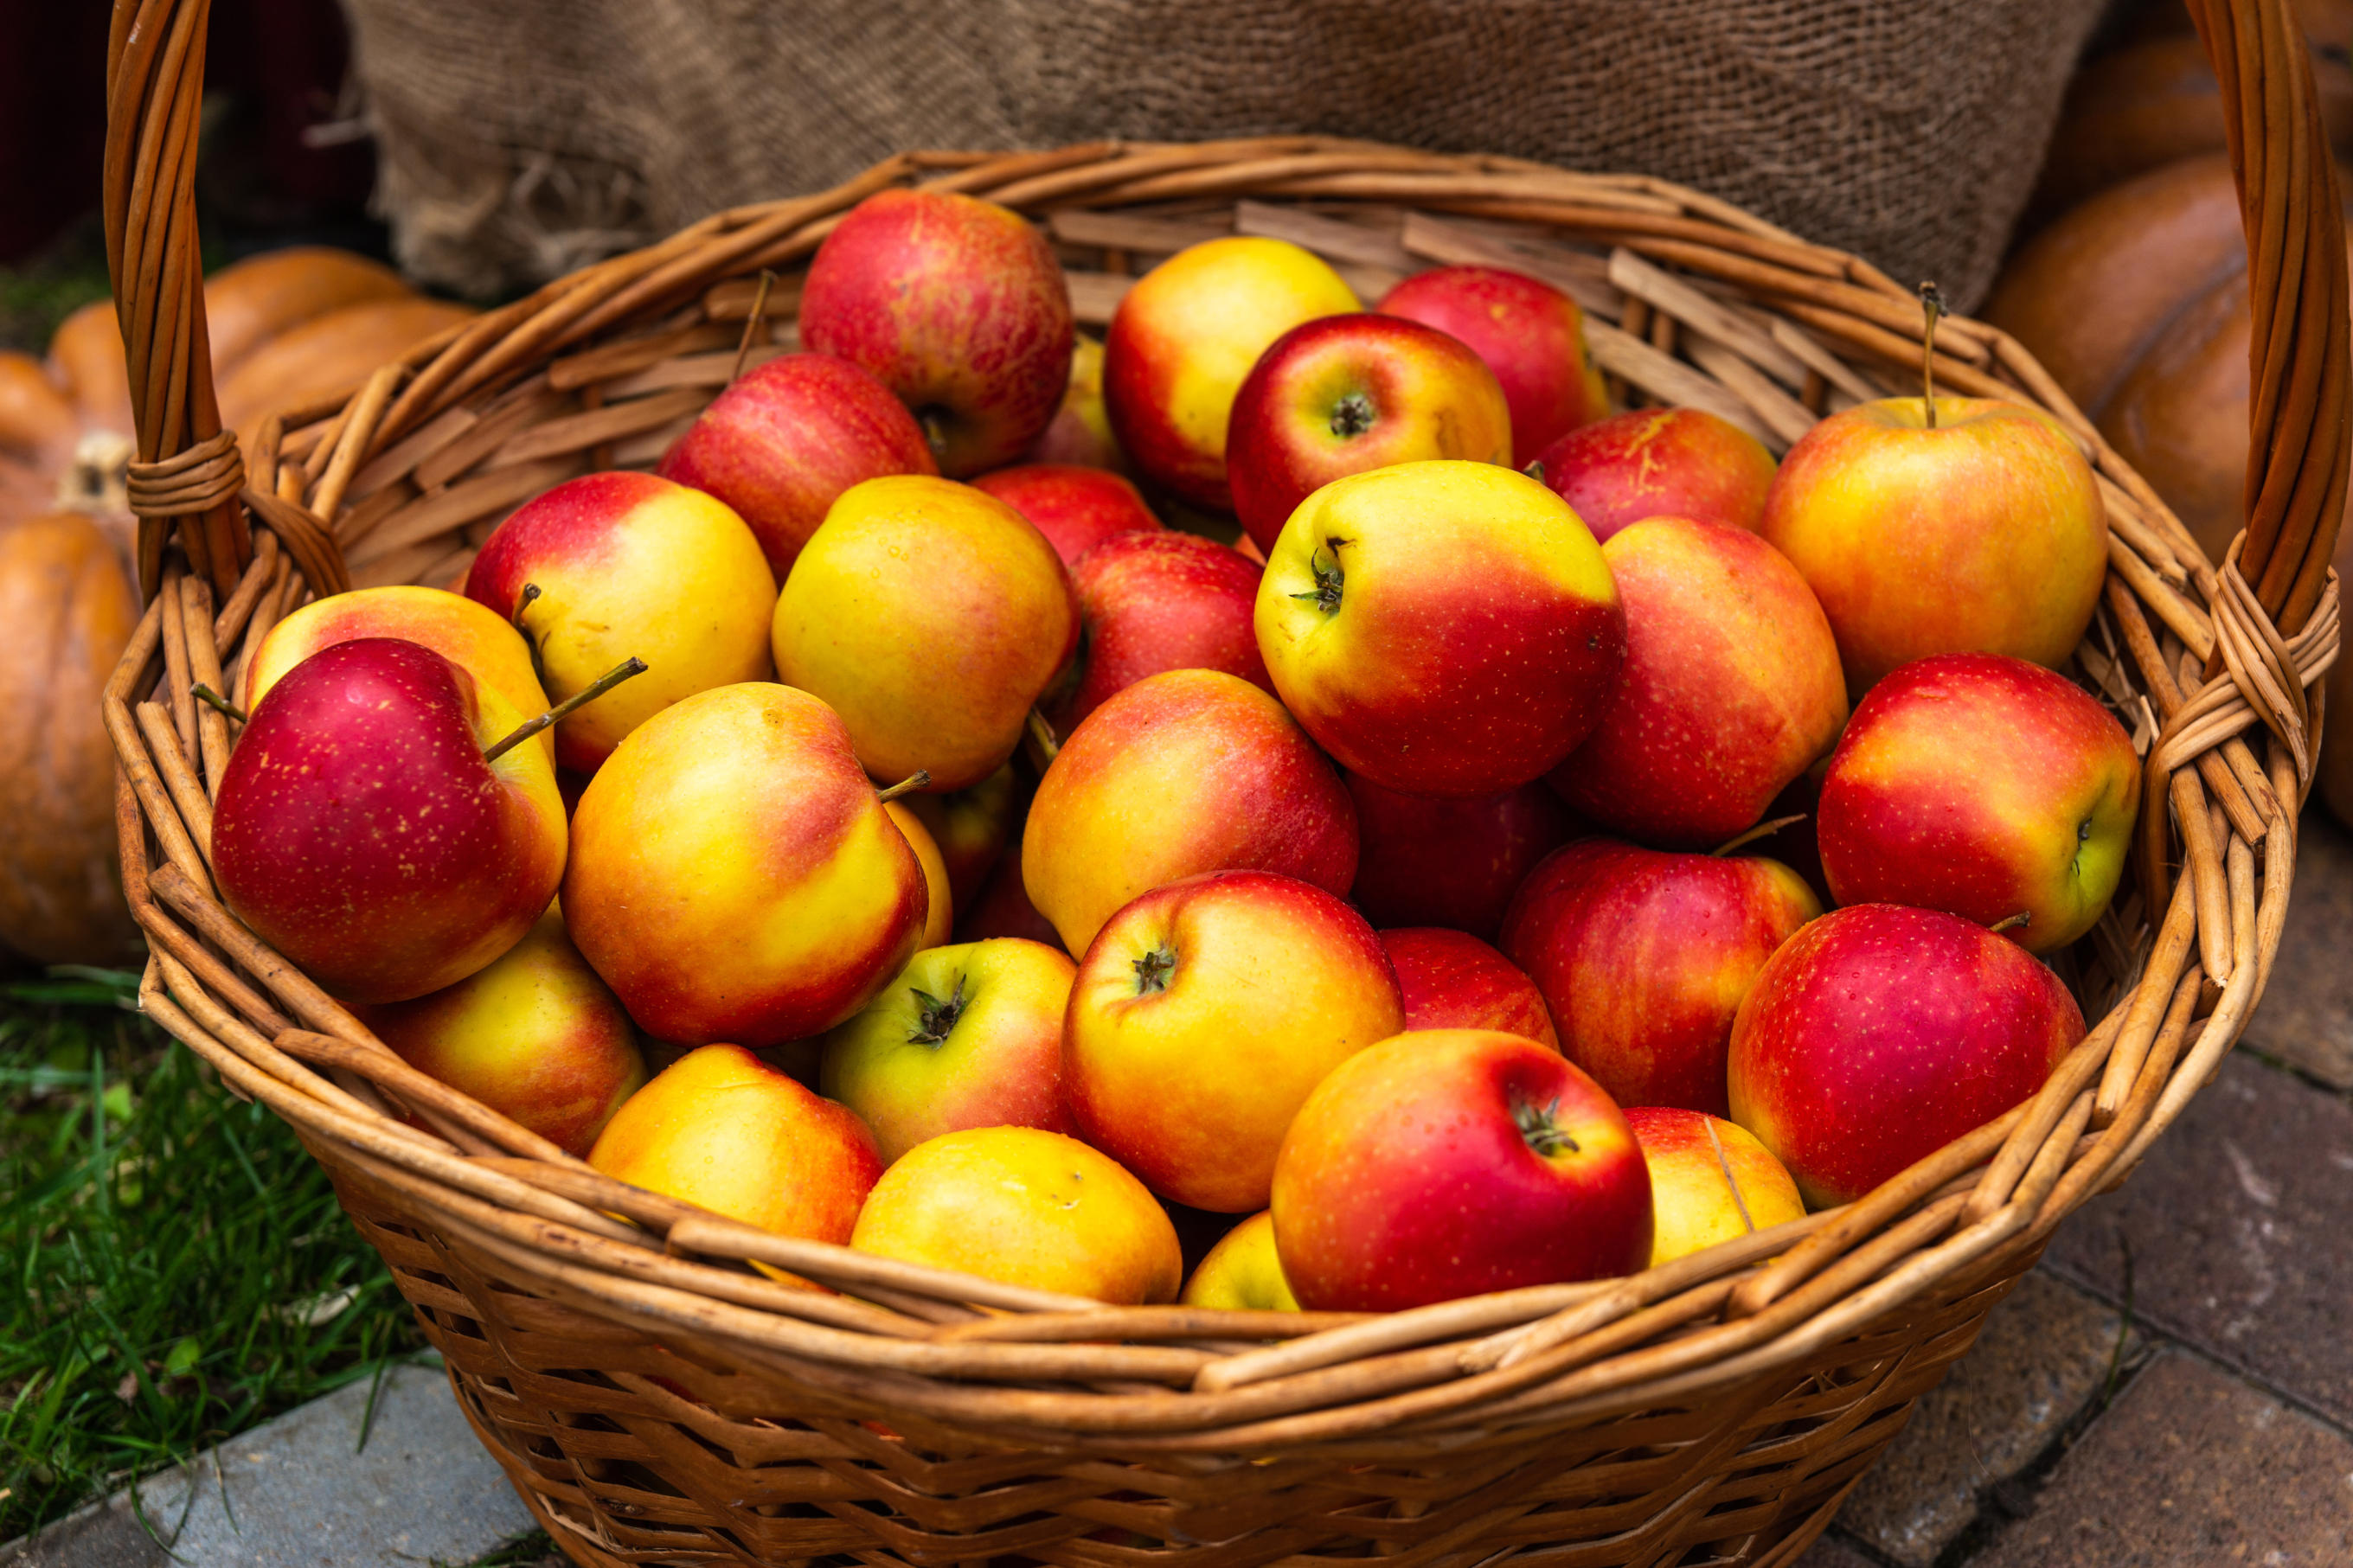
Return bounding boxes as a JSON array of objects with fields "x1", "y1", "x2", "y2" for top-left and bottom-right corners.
[
  {"x1": 245, "y1": 585, "x2": 551, "y2": 764},
  {"x1": 1377, "y1": 265, "x2": 1607, "y2": 466},
  {"x1": 798, "y1": 188, "x2": 1074, "y2": 476},
  {"x1": 655, "y1": 352, "x2": 937, "y2": 576},
  {"x1": 1759, "y1": 398, "x2": 2106, "y2": 691},
  {"x1": 1622, "y1": 1105, "x2": 1806, "y2": 1266},
  {"x1": 885, "y1": 802, "x2": 953, "y2": 950},
  {"x1": 352, "y1": 905, "x2": 644, "y2": 1156},
  {"x1": 1271, "y1": 1029, "x2": 1652, "y2": 1312},
  {"x1": 1180, "y1": 1209, "x2": 1299, "y2": 1311},
  {"x1": 1378, "y1": 926, "x2": 1559, "y2": 1049},
  {"x1": 1255, "y1": 460, "x2": 1625, "y2": 797},
  {"x1": 1063, "y1": 869, "x2": 1404, "y2": 1213},
  {"x1": 818, "y1": 936, "x2": 1075, "y2": 1163},
  {"x1": 956, "y1": 839, "x2": 1066, "y2": 950},
  {"x1": 1104, "y1": 236, "x2": 1359, "y2": 510},
  {"x1": 1818, "y1": 652, "x2": 2140, "y2": 953},
  {"x1": 562, "y1": 683, "x2": 927, "y2": 1046},
  {"x1": 589, "y1": 1043, "x2": 881, "y2": 1254},
  {"x1": 1023, "y1": 668, "x2": 1357, "y2": 956},
  {"x1": 1053, "y1": 529, "x2": 1270, "y2": 731},
  {"x1": 213, "y1": 638, "x2": 566, "y2": 1005},
  {"x1": 1534, "y1": 407, "x2": 1779, "y2": 542},
  {"x1": 1728, "y1": 903, "x2": 2084, "y2": 1206},
  {"x1": 903, "y1": 762, "x2": 1020, "y2": 911},
  {"x1": 1023, "y1": 334, "x2": 1127, "y2": 471},
  {"x1": 1346, "y1": 771, "x2": 1574, "y2": 939},
  {"x1": 465, "y1": 471, "x2": 776, "y2": 772},
  {"x1": 970, "y1": 462, "x2": 1161, "y2": 566},
  {"x1": 850, "y1": 1126, "x2": 1182, "y2": 1303},
  {"x1": 1548, "y1": 516, "x2": 1846, "y2": 848},
  {"x1": 1500, "y1": 839, "x2": 1819, "y2": 1117},
  {"x1": 773, "y1": 474, "x2": 1077, "y2": 791},
  {"x1": 1226, "y1": 312, "x2": 1512, "y2": 554}
]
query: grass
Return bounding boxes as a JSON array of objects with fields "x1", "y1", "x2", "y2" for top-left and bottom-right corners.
[{"x1": 0, "y1": 968, "x2": 422, "y2": 1545}]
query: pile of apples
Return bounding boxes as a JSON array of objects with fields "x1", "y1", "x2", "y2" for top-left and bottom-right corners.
[{"x1": 205, "y1": 187, "x2": 2139, "y2": 1315}]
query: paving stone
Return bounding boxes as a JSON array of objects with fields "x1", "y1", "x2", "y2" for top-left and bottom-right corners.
[
  {"x1": 1971, "y1": 1351, "x2": 2353, "y2": 1566},
  {"x1": 0, "y1": 1360, "x2": 535, "y2": 1568},
  {"x1": 1834, "y1": 1271, "x2": 2128, "y2": 1567},
  {"x1": 1792, "y1": 1529, "x2": 1880, "y2": 1567},
  {"x1": 2244, "y1": 809, "x2": 2353, "y2": 1089},
  {"x1": 2045, "y1": 1051, "x2": 2353, "y2": 1426}
]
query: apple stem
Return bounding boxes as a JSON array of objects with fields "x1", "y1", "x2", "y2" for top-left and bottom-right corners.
[
  {"x1": 1704, "y1": 1116, "x2": 1757, "y2": 1236},
  {"x1": 1917, "y1": 281, "x2": 1946, "y2": 429},
  {"x1": 730, "y1": 269, "x2": 779, "y2": 383},
  {"x1": 483, "y1": 656, "x2": 648, "y2": 763},
  {"x1": 1512, "y1": 1094, "x2": 1580, "y2": 1159},
  {"x1": 1709, "y1": 814, "x2": 1807, "y2": 858},
  {"x1": 511, "y1": 582, "x2": 548, "y2": 684},
  {"x1": 190, "y1": 682, "x2": 246, "y2": 725},
  {"x1": 875, "y1": 770, "x2": 932, "y2": 803},
  {"x1": 1990, "y1": 911, "x2": 2034, "y2": 933},
  {"x1": 1026, "y1": 707, "x2": 1061, "y2": 764},
  {"x1": 917, "y1": 406, "x2": 953, "y2": 468},
  {"x1": 1521, "y1": 458, "x2": 1547, "y2": 485}
]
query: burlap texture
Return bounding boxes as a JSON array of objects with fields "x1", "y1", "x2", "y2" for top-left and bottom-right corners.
[{"x1": 340, "y1": 0, "x2": 2108, "y2": 308}]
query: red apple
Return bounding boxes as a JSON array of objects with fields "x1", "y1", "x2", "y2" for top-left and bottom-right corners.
[
  {"x1": 1255, "y1": 460, "x2": 1624, "y2": 797},
  {"x1": 1227, "y1": 312, "x2": 1512, "y2": 554},
  {"x1": 1053, "y1": 529, "x2": 1269, "y2": 731},
  {"x1": 1501, "y1": 839, "x2": 1819, "y2": 1117},
  {"x1": 1064, "y1": 869, "x2": 1404, "y2": 1213},
  {"x1": 1346, "y1": 771, "x2": 1574, "y2": 939},
  {"x1": 1271, "y1": 1029, "x2": 1652, "y2": 1311},
  {"x1": 1536, "y1": 407, "x2": 1779, "y2": 542},
  {"x1": 1548, "y1": 517, "x2": 1847, "y2": 848},
  {"x1": 1728, "y1": 903, "x2": 2084, "y2": 1206},
  {"x1": 799, "y1": 188, "x2": 1074, "y2": 476},
  {"x1": 656, "y1": 353, "x2": 937, "y2": 577},
  {"x1": 970, "y1": 463, "x2": 1162, "y2": 566},
  {"x1": 1378, "y1": 927, "x2": 1559, "y2": 1048},
  {"x1": 1818, "y1": 653, "x2": 2140, "y2": 953},
  {"x1": 212, "y1": 638, "x2": 566, "y2": 1005},
  {"x1": 1378, "y1": 265, "x2": 1607, "y2": 466}
]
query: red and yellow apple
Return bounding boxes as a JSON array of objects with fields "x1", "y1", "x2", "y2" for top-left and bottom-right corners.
[
  {"x1": 1500, "y1": 839, "x2": 1819, "y2": 1117},
  {"x1": 773, "y1": 475, "x2": 1077, "y2": 790},
  {"x1": 1271, "y1": 1029, "x2": 1652, "y2": 1311},
  {"x1": 353, "y1": 905, "x2": 644, "y2": 1156},
  {"x1": 1103, "y1": 236, "x2": 1358, "y2": 509},
  {"x1": 1548, "y1": 517, "x2": 1846, "y2": 848},
  {"x1": 798, "y1": 188, "x2": 1074, "y2": 476},
  {"x1": 1378, "y1": 926, "x2": 1559, "y2": 1048},
  {"x1": 1377, "y1": 265, "x2": 1607, "y2": 467},
  {"x1": 1063, "y1": 869, "x2": 1403, "y2": 1213},
  {"x1": 1535, "y1": 406, "x2": 1779, "y2": 542},
  {"x1": 1623, "y1": 1105, "x2": 1806, "y2": 1266},
  {"x1": 465, "y1": 471, "x2": 776, "y2": 772},
  {"x1": 1759, "y1": 398, "x2": 2106, "y2": 691},
  {"x1": 884, "y1": 802, "x2": 953, "y2": 949},
  {"x1": 955, "y1": 847, "x2": 1066, "y2": 950},
  {"x1": 213, "y1": 638, "x2": 566, "y2": 1004},
  {"x1": 1180, "y1": 1209, "x2": 1299, "y2": 1311},
  {"x1": 904, "y1": 763, "x2": 1021, "y2": 910},
  {"x1": 1023, "y1": 668, "x2": 1357, "y2": 955},
  {"x1": 1728, "y1": 903, "x2": 2084, "y2": 1206},
  {"x1": 656, "y1": 352, "x2": 937, "y2": 575},
  {"x1": 1255, "y1": 460, "x2": 1624, "y2": 796},
  {"x1": 1053, "y1": 529, "x2": 1269, "y2": 731},
  {"x1": 1226, "y1": 312, "x2": 1512, "y2": 554},
  {"x1": 562, "y1": 683, "x2": 927, "y2": 1045},
  {"x1": 818, "y1": 936, "x2": 1074, "y2": 1163},
  {"x1": 850, "y1": 1126, "x2": 1182, "y2": 1303},
  {"x1": 1818, "y1": 652, "x2": 2140, "y2": 952},
  {"x1": 1023, "y1": 334, "x2": 1126, "y2": 471},
  {"x1": 970, "y1": 462, "x2": 1161, "y2": 566},
  {"x1": 1346, "y1": 771, "x2": 1575, "y2": 939}
]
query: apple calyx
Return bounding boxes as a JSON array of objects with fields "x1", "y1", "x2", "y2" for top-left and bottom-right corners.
[
  {"x1": 1917, "y1": 281, "x2": 1946, "y2": 430},
  {"x1": 1511, "y1": 1094, "x2": 1581, "y2": 1159},
  {"x1": 191, "y1": 682, "x2": 247, "y2": 725},
  {"x1": 907, "y1": 976, "x2": 967, "y2": 1046},
  {"x1": 1132, "y1": 943, "x2": 1176, "y2": 995},
  {"x1": 875, "y1": 770, "x2": 933, "y2": 803},
  {"x1": 1289, "y1": 538, "x2": 1350, "y2": 616},
  {"x1": 483, "y1": 656, "x2": 649, "y2": 763},
  {"x1": 1330, "y1": 392, "x2": 1376, "y2": 438}
]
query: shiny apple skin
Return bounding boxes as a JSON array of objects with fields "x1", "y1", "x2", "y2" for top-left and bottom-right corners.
[
  {"x1": 1622, "y1": 1105, "x2": 1805, "y2": 1266},
  {"x1": 1055, "y1": 529, "x2": 1270, "y2": 731},
  {"x1": 1346, "y1": 771, "x2": 1574, "y2": 939},
  {"x1": 970, "y1": 462, "x2": 1161, "y2": 566},
  {"x1": 1378, "y1": 265, "x2": 1607, "y2": 466},
  {"x1": 1378, "y1": 926, "x2": 1560, "y2": 1049},
  {"x1": 1535, "y1": 406, "x2": 1779, "y2": 543}
]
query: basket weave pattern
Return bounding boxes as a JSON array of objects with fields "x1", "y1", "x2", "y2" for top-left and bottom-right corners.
[{"x1": 96, "y1": 0, "x2": 2344, "y2": 1561}]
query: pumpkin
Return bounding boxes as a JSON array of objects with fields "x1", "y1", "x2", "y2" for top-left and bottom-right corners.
[{"x1": 0, "y1": 512, "x2": 143, "y2": 966}]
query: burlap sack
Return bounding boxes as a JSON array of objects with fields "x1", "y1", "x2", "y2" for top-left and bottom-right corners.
[{"x1": 341, "y1": 0, "x2": 2108, "y2": 309}]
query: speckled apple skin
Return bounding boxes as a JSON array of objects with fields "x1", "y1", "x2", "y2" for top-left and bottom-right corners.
[
  {"x1": 1622, "y1": 1105, "x2": 1805, "y2": 1267},
  {"x1": 1500, "y1": 838, "x2": 1819, "y2": 1117},
  {"x1": 1536, "y1": 406, "x2": 1779, "y2": 542},
  {"x1": 1549, "y1": 517, "x2": 1846, "y2": 848},
  {"x1": 971, "y1": 463, "x2": 1161, "y2": 566},
  {"x1": 1727, "y1": 903, "x2": 2084, "y2": 1207},
  {"x1": 799, "y1": 188, "x2": 1074, "y2": 477},
  {"x1": 213, "y1": 637, "x2": 566, "y2": 1006},
  {"x1": 1818, "y1": 652, "x2": 2140, "y2": 954},
  {"x1": 1346, "y1": 771, "x2": 1574, "y2": 939},
  {"x1": 1272, "y1": 1029, "x2": 1652, "y2": 1312},
  {"x1": 1379, "y1": 265, "x2": 1608, "y2": 467},
  {"x1": 1055, "y1": 530, "x2": 1269, "y2": 731},
  {"x1": 1378, "y1": 927, "x2": 1559, "y2": 1049}
]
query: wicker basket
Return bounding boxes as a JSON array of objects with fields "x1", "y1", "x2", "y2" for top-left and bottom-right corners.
[{"x1": 99, "y1": 0, "x2": 2343, "y2": 1562}]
